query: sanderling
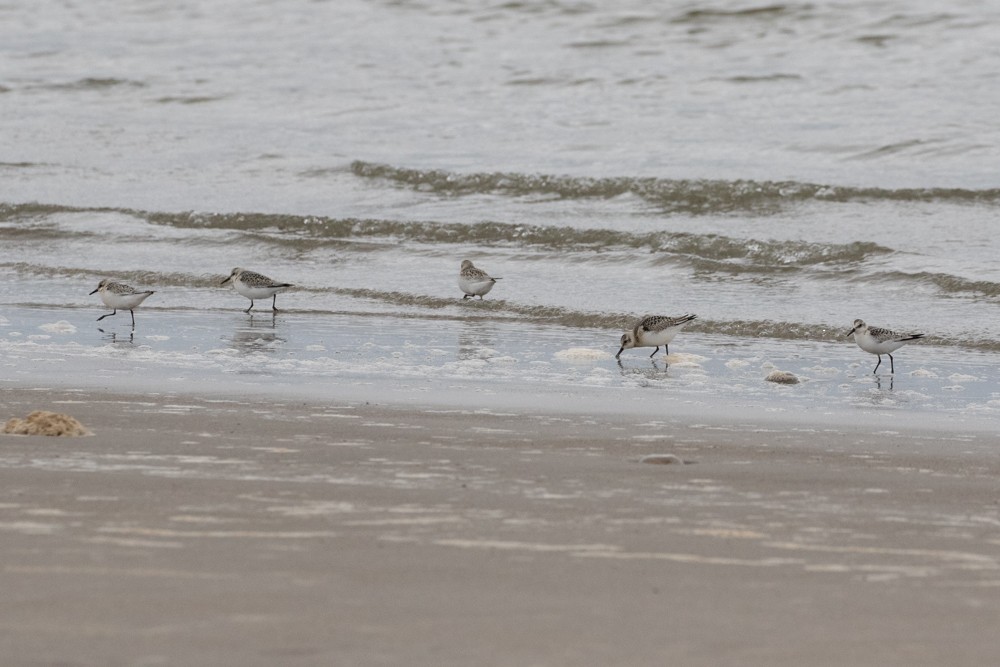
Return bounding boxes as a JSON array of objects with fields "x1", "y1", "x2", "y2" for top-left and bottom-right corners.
[
  {"x1": 89, "y1": 279, "x2": 155, "y2": 327},
  {"x1": 616, "y1": 314, "x2": 697, "y2": 360},
  {"x1": 458, "y1": 260, "x2": 502, "y2": 299},
  {"x1": 848, "y1": 318, "x2": 924, "y2": 374},
  {"x1": 221, "y1": 268, "x2": 294, "y2": 313}
]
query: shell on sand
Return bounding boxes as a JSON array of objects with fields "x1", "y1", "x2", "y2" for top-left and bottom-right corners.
[{"x1": 3, "y1": 411, "x2": 92, "y2": 437}]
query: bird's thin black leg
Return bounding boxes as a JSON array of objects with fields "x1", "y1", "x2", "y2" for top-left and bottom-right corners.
[
  {"x1": 245, "y1": 300, "x2": 254, "y2": 314},
  {"x1": 129, "y1": 310, "x2": 136, "y2": 328},
  {"x1": 272, "y1": 294, "x2": 279, "y2": 312},
  {"x1": 463, "y1": 294, "x2": 471, "y2": 300},
  {"x1": 649, "y1": 347, "x2": 659, "y2": 358},
  {"x1": 888, "y1": 353, "x2": 895, "y2": 374},
  {"x1": 873, "y1": 355, "x2": 882, "y2": 374},
  {"x1": 97, "y1": 309, "x2": 116, "y2": 322}
]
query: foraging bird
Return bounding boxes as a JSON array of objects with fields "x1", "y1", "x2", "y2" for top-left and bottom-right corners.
[
  {"x1": 458, "y1": 260, "x2": 501, "y2": 299},
  {"x1": 221, "y1": 268, "x2": 293, "y2": 313},
  {"x1": 89, "y1": 279, "x2": 155, "y2": 328},
  {"x1": 617, "y1": 314, "x2": 697, "y2": 360},
  {"x1": 848, "y1": 318, "x2": 924, "y2": 374}
]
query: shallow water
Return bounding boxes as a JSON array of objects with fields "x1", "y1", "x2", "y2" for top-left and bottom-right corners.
[
  {"x1": 3, "y1": 307, "x2": 998, "y2": 432},
  {"x1": 2, "y1": 0, "x2": 998, "y2": 423}
]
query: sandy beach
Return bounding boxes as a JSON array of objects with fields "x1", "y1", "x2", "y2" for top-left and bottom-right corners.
[
  {"x1": 6, "y1": 0, "x2": 1000, "y2": 663},
  {"x1": 2, "y1": 385, "x2": 998, "y2": 666}
]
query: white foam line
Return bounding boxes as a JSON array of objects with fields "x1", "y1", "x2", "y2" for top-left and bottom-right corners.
[
  {"x1": 4, "y1": 565, "x2": 236, "y2": 579},
  {"x1": 764, "y1": 541, "x2": 998, "y2": 565},
  {"x1": 345, "y1": 517, "x2": 466, "y2": 526},
  {"x1": 576, "y1": 551, "x2": 803, "y2": 567},
  {"x1": 434, "y1": 539, "x2": 619, "y2": 553},
  {"x1": 85, "y1": 536, "x2": 184, "y2": 549},
  {"x1": 98, "y1": 527, "x2": 337, "y2": 539},
  {"x1": 434, "y1": 538, "x2": 802, "y2": 568}
]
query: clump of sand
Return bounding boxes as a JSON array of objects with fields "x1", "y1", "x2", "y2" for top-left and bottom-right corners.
[
  {"x1": 640, "y1": 454, "x2": 685, "y2": 465},
  {"x1": 765, "y1": 370, "x2": 800, "y2": 385},
  {"x1": 3, "y1": 411, "x2": 92, "y2": 437}
]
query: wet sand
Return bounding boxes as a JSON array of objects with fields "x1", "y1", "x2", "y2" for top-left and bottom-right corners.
[
  {"x1": 0, "y1": 390, "x2": 1000, "y2": 665},
  {"x1": 1, "y1": 387, "x2": 998, "y2": 666}
]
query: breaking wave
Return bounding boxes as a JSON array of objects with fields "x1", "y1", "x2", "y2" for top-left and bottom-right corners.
[
  {"x1": 350, "y1": 161, "x2": 1000, "y2": 214},
  {"x1": 0, "y1": 203, "x2": 892, "y2": 270}
]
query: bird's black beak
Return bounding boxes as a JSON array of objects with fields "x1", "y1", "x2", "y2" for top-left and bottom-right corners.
[
  {"x1": 615, "y1": 347, "x2": 624, "y2": 359},
  {"x1": 846, "y1": 328, "x2": 855, "y2": 338},
  {"x1": 88, "y1": 288, "x2": 99, "y2": 295},
  {"x1": 220, "y1": 277, "x2": 231, "y2": 286}
]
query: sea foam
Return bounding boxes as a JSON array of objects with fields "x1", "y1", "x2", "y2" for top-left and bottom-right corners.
[{"x1": 554, "y1": 348, "x2": 610, "y2": 360}]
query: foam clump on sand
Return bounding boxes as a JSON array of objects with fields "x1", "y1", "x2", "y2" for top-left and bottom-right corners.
[
  {"x1": 663, "y1": 353, "x2": 705, "y2": 367},
  {"x1": 554, "y1": 348, "x2": 610, "y2": 360},
  {"x1": 38, "y1": 320, "x2": 77, "y2": 334},
  {"x1": 489, "y1": 355, "x2": 518, "y2": 364},
  {"x1": 3, "y1": 411, "x2": 92, "y2": 437},
  {"x1": 765, "y1": 370, "x2": 800, "y2": 385}
]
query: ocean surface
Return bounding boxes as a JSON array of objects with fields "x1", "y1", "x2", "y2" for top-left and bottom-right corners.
[{"x1": 2, "y1": 0, "x2": 999, "y2": 423}]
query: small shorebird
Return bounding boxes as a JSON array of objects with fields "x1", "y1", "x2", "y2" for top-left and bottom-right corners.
[
  {"x1": 848, "y1": 318, "x2": 924, "y2": 374},
  {"x1": 617, "y1": 314, "x2": 697, "y2": 360},
  {"x1": 458, "y1": 260, "x2": 501, "y2": 299},
  {"x1": 221, "y1": 268, "x2": 293, "y2": 313},
  {"x1": 89, "y1": 279, "x2": 155, "y2": 327}
]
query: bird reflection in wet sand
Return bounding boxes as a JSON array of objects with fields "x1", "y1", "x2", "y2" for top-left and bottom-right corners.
[
  {"x1": 617, "y1": 357, "x2": 669, "y2": 379},
  {"x1": 873, "y1": 375, "x2": 894, "y2": 392},
  {"x1": 457, "y1": 323, "x2": 495, "y2": 361},
  {"x1": 98, "y1": 328, "x2": 134, "y2": 345},
  {"x1": 229, "y1": 316, "x2": 285, "y2": 354}
]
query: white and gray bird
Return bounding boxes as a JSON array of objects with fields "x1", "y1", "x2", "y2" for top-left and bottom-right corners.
[
  {"x1": 221, "y1": 268, "x2": 293, "y2": 313},
  {"x1": 617, "y1": 314, "x2": 697, "y2": 360},
  {"x1": 89, "y1": 279, "x2": 155, "y2": 327},
  {"x1": 848, "y1": 318, "x2": 924, "y2": 374},
  {"x1": 458, "y1": 260, "x2": 501, "y2": 299}
]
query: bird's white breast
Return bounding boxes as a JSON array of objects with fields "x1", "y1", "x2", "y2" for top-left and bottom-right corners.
[
  {"x1": 459, "y1": 275, "x2": 495, "y2": 296},
  {"x1": 102, "y1": 290, "x2": 152, "y2": 310},
  {"x1": 234, "y1": 280, "x2": 286, "y2": 299},
  {"x1": 854, "y1": 332, "x2": 906, "y2": 355}
]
